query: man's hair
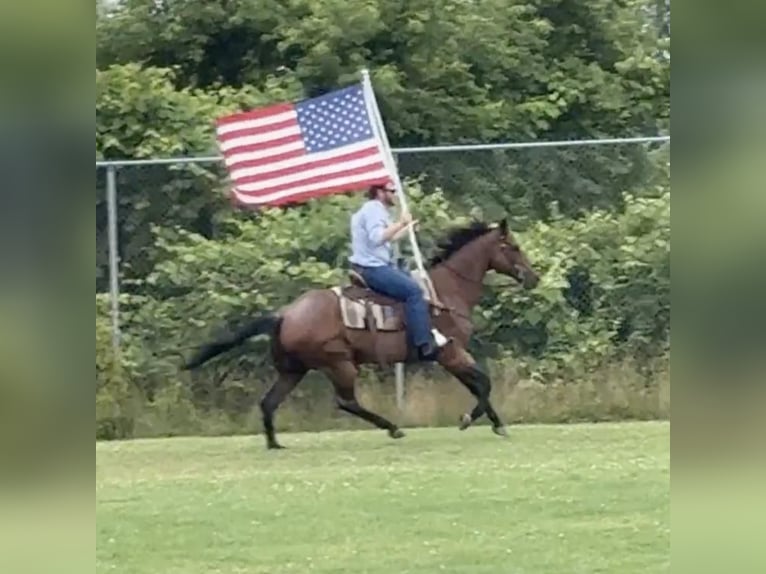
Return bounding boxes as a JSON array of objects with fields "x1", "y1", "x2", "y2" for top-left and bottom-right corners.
[{"x1": 367, "y1": 183, "x2": 393, "y2": 199}]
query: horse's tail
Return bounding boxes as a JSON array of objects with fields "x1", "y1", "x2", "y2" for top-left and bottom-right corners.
[{"x1": 182, "y1": 313, "x2": 281, "y2": 371}]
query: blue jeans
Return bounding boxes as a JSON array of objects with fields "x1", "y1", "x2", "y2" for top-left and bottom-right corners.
[{"x1": 356, "y1": 264, "x2": 432, "y2": 349}]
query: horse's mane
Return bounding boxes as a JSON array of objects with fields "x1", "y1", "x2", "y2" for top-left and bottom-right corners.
[{"x1": 428, "y1": 220, "x2": 494, "y2": 267}]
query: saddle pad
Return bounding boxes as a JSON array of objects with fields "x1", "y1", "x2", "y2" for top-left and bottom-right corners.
[{"x1": 331, "y1": 287, "x2": 402, "y2": 331}]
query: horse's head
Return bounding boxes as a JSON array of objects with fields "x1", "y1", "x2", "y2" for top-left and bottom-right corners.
[{"x1": 486, "y1": 219, "x2": 539, "y2": 289}]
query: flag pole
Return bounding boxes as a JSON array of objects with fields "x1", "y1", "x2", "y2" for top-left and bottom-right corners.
[{"x1": 360, "y1": 69, "x2": 433, "y2": 291}]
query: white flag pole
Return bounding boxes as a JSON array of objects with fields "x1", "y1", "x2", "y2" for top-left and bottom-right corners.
[{"x1": 360, "y1": 69, "x2": 431, "y2": 285}]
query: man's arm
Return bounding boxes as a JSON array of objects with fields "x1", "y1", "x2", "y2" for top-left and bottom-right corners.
[
  {"x1": 390, "y1": 220, "x2": 417, "y2": 241},
  {"x1": 366, "y1": 204, "x2": 412, "y2": 245}
]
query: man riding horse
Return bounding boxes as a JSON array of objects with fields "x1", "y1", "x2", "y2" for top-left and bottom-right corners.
[
  {"x1": 348, "y1": 182, "x2": 450, "y2": 361},
  {"x1": 183, "y1": 181, "x2": 541, "y2": 449}
]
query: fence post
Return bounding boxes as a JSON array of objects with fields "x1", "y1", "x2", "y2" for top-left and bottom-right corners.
[{"x1": 106, "y1": 165, "x2": 121, "y2": 353}]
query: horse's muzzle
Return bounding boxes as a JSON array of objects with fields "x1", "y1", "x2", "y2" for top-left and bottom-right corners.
[{"x1": 515, "y1": 265, "x2": 539, "y2": 289}]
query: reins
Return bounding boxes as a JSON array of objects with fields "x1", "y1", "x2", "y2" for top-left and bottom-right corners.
[
  {"x1": 425, "y1": 263, "x2": 480, "y2": 321},
  {"x1": 441, "y1": 262, "x2": 485, "y2": 286},
  {"x1": 432, "y1": 262, "x2": 516, "y2": 321}
]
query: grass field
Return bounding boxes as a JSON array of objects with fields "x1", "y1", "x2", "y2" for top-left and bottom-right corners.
[{"x1": 96, "y1": 422, "x2": 669, "y2": 574}]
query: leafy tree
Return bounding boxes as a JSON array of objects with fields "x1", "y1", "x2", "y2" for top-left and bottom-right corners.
[{"x1": 97, "y1": 0, "x2": 669, "y2": 143}]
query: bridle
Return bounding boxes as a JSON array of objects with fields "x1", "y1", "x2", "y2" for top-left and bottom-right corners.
[
  {"x1": 427, "y1": 243, "x2": 529, "y2": 319},
  {"x1": 442, "y1": 261, "x2": 485, "y2": 285}
]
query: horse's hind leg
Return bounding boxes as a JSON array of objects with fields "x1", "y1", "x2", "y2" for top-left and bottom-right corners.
[
  {"x1": 260, "y1": 369, "x2": 306, "y2": 449},
  {"x1": 323, "y1": 362, "x2": 405, "y2": 439}
]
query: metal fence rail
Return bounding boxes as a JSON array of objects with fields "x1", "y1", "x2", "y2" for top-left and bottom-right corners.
[{"x1": 95, "y1": 135, "x2": 669, "y2": 168}]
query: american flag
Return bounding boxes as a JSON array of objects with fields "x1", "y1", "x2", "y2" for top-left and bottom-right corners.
[{"x1": 215, "y1": 84, "x2": 391, "y2": 206}]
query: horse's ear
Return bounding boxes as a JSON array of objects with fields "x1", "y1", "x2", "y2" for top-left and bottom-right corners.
[{"x1": 498, "y1": 218, "x2": 508, "y2": 237}]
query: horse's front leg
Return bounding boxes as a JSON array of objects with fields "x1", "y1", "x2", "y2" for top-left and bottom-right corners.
[
  {"x1": 438, "y1": 344, "x2": 507, "y2": 435},
  {"x1": 457, "y1": 367, "x2": 507, "y2": 436}
]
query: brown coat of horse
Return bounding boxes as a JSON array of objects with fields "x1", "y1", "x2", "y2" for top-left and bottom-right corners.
[{"x1": 184, "y1": 218, "x2": 539, "y2": 448}]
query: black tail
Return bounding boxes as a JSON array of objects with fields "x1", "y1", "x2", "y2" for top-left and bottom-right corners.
[{"x1": 182, "y1": 314, "x2": 280, "y2": 371}]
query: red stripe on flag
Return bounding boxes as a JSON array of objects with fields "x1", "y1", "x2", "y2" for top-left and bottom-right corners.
[
  {"x1": 230, "y1": 176, "x2": 391, "y2": 207},
  {"x1": 216, "y1": 117, "x2": 298, "y2": 142},
  {"x1": 234, "y1": 163, "x2": 387, "y2": 196},
  {"x1": 221, "y1": 134, "x2": 304, "y2": 158},
  {"x1": 231, "y1": 147, "x2": 383, "y2": 187},
  {"x1": 215, "y1": 103, "x2": 294, "y2": 127},
  {"x1": 224, "y1": 149, "x2": 306, "y2": 172}
]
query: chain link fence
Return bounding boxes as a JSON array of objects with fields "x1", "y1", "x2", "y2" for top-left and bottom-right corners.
[
  {"x1": 395, "y1": 138, "x2": 669, "y2": 229},
  {"x1": 97, "y1": 136, "x2": 669, "y2": 305}
]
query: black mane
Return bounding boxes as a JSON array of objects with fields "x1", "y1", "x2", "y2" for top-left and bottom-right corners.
[{"x1": 428, "y1": 221, "x2": 494, "y2": 267}]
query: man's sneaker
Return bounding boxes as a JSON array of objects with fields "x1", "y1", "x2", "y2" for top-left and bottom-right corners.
[
  {"x1": 431, "y1": 329, "x2": 450, "y2": 347},
  {"x1": 417, "y1": 331, "x2": 452, "y2": 361}
]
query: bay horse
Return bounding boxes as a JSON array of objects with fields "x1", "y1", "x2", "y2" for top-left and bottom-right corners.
[{"x1": 183, "y1": 218, "x2": 539, "y2": 448}]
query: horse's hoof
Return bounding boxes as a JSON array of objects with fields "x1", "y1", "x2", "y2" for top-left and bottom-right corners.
[
  {"x1": 459, "y1": 413, "x2": 472, "y2": 430},
  {"x1": 389, "y1": 428, "x2": 406, "y2": 439},
  {"x1": 492, "y1": 425, "x2": 509, "y2": 438}
]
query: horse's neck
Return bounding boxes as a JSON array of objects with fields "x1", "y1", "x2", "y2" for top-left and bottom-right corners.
[{"x1": 430, "y1": 245, "x2": 489, "y2": 311}]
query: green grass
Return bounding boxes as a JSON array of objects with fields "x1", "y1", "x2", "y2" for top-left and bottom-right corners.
[{"x1": 96, "y1": 422, "x2": 669, "y2": 574}]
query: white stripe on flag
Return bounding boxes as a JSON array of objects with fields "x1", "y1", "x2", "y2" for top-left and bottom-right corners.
[
  {"x1": 229, "y1": 140, "x2": 380, "y2": 181},
  {"x1": 219, "y1": 125, "x2": 302, "y2": 152},
  {"x1": 216, "y1": 110, "x2": 297, "y2": 136},
  {"x1": 234, "y1": 152, "x2": 384, "y2": 192},
  {"x1": 234, "y1": 168, "x2": 390, "y2": 204},
  {"x1": 223, "y1": 141, "x2": 305, "y2": 168}
]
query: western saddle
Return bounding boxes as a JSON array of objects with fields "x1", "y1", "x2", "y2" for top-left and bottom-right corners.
[{"x1": 330, "y1": 267, "x2": 437, "y2": 333}]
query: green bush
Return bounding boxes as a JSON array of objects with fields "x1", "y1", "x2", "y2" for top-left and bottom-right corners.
[
  {"x1": 96, "y1": 298, "x2": 138, "y2": 439},
  {"x1": 477, "y1": 191, "x2": 670, "y2": 377}
]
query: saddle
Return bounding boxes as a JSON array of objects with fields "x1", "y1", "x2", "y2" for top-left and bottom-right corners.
[{"x1": 330, "y1": 268, "x2": 435, "y2": 333}]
